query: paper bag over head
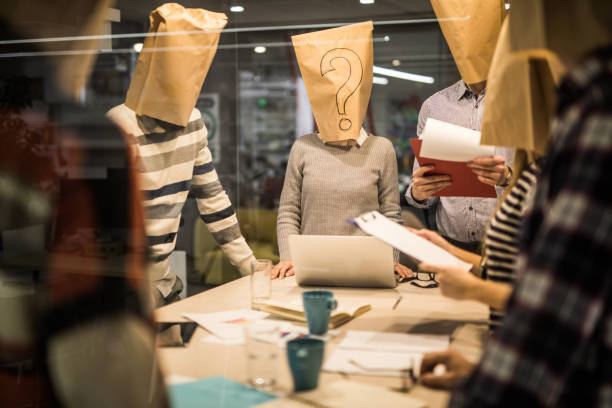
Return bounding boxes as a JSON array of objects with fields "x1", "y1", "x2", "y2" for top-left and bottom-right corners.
[
  {"x1": 481, "y1": 16, "x2": 565, "y2": 155},
  {"x1": 430, "y1": 0, "x2": 505, "y2": 84},
  {"x1": 125, "y1": 3, "x2": 227, "y2": 126},
  {"x1": 292, "y1": 21, "x2": 373, "y2": 143}
]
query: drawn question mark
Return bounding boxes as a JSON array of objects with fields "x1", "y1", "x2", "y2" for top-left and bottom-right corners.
[{"x1": 320, "y1": 48, "x2": 363, "y2": 131}]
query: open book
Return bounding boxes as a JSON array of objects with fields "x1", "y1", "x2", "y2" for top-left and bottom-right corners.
[
  {"x1": 255, "y1": 299, "x2": 371, "y2": 329},
  {"x1": 350, "y1": 210, "x2": 472, "y2": 271}
]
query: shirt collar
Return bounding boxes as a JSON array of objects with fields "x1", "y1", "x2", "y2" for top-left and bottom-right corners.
[
  {"x1": 318, "y1": 127, "x2": 369, "y2": 146},
  {"x1": 456, "y1": 80, "x2": 486, "y2": 101}
]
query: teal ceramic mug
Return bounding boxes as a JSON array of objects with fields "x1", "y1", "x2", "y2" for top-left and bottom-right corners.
[
  {"x1": 287, "y1": 338, "x2": 325, "y2": 391},
  {"x1": 302, "y1": 290, "x2": 337, "y2": 335}
]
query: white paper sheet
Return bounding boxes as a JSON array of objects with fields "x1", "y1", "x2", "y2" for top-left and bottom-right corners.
[
  {"x1": 184, "y1": 309, "x2": 269, "y2": 342},
  {"x1": 420, "y1": 118, "x2": 495, "y2": 161},
  {"x1": 351, "y1": 211, "x2": 473, "y2": 271}
]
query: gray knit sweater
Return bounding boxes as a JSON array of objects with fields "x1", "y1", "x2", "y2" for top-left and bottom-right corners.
[{"x1": 277, "y1": 133, "x2": 402, "y2": 260}]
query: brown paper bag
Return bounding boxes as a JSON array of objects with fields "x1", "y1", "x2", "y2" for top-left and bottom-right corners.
[
  {"x1": 125, "y1": 4, "x2": 227, "y2": 126},
  {"x1": 480, "y1": 17, "x2": 564, "y2": 155},
  {"x1": 430, "y1": 0, "x2": 505, "y2": 84},
  {"x1": 292, "y1": 22, "x2": 373, "y2": 143}
]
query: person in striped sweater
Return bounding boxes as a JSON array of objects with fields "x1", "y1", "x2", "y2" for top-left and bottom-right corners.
[
  {"x1": 108, "y1": 5, "x2": 254, "y2": 307},
  {"x1": 108, "y1": 106, "x2": 255, "y2": 307}
]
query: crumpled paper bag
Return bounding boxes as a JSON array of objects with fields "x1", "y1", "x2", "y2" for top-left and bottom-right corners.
[
  {"x1": 125, "y1": 3, "x2": 227, "y2": 126},
  {"x1": 430, "y1": 0, "x2": 505, "y2": 84},
  {"x1": 480, "y1": 17, "x2": 565, "y2": 154},
  {"x1": 292, "y1": 21, "x2": 373, "y2": 143}
]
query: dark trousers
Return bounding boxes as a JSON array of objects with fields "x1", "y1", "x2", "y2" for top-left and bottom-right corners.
[{"x1": 442, "y1": 235, "x2": 482, "y2": 255}]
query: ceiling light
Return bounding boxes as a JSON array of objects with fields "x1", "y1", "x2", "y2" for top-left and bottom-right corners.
[
  {"x1": 360, "y1": 0, "x2": 375, "y2": 4},
  {"x1": 254, "y1": 46, "x2": 267, "y2": 54},
  {"x1": 132, "y1": 42, "x2": 143, "y2": 52},
  {"x1": 230, "y1": 5, "x2": 245, "y2": 12},
  {"x1": 373, "y1": 65, "x2": 434, "y2": 84},
  {"x1": 505, "y1": 3, "x2": 510, "y2": 10},
  {"x1": 373, "y1": 76, "x2": 388, "y2": 85},
  {"x1": 384, "y1": 35, "x2": 390, "y2": 42},
  {"x1": 392, "y1": 59, "x2": 400, "y2": 66}
]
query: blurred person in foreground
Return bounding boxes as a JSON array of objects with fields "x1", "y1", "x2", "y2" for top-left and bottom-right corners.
[
  {"x1": 0, "y1": 1, "x2": 167, "y2": 406},
  {"x1": 418, "y1": 1, "x2": 612, "y2": 406},
  {"x1": 405, "y1": 0, "x2": 514, "y2": 254}
]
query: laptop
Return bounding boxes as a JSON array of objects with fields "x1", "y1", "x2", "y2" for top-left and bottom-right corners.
[{"x1": 289, "y1": 235, "x2": 396, "y2": 288}]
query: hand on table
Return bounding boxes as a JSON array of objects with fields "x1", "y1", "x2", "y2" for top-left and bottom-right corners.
[
  {"x1": 467, "y1": 156, "x2": 508, "y2": 186},
  {"x1": 420, "y1": 349, "x2": 475, "y2": 389},
  {"x1": 411, "y1": 165, "x2": 451, "y2": 201},
  {"x1": 418, "y1": 263, "x2": 480, "y2": 301},
  {"x1": 394, "y1": 262, "x2": 414, "y2": 279},
  {"x1": 271, "y1": 260, "x2": 294, "y2": 279},
  {"x1": 406, "y1": 227, "x2": 452, "y2": 253}
]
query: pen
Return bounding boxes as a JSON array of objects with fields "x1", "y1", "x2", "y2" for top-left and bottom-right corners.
[{"x1": 392, "y1": 295, "x2": 403, "y2": 310}]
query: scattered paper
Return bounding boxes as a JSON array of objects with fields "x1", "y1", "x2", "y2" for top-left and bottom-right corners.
[
  {"x1": 420, "y1": 118, "x2": 495, "y2": 162},
  {"x1": 184, "y1": 309, "x2": 269, "y2": 343},
  {"x1": 324, "y1": 330, "x2": 449, "y2": 377},
  {"x1": 351, "y1": 211, "x2": 473, "y2": 271}
]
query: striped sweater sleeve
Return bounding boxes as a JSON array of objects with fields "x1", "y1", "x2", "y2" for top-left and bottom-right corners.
[{"x1": 191, "y1": 125, "x2": 254, "y2": 275}]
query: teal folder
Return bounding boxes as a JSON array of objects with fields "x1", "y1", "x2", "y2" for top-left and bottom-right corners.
[{"x1": 168, "y1": 376, "x2": 276, "y2": 408}]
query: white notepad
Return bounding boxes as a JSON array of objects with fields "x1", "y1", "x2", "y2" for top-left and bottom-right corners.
[{"x1": 350, "y1": 211, "x2": 472, "y2": 271}]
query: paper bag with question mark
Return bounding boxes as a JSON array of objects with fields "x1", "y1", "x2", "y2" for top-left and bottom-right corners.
[
  {"x1": 125, "y1": 4, "x2": 227, "y2": 126},
  {"x1": 292, "y1": 21, "x2": 373, "y2": 143},
  {"x1": 430, "y1": 0, "x2": 505, "y2": 84}
]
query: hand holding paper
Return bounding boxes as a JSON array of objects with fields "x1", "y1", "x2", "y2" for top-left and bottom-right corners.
[
  {"x1": 411, "y1": 118, "x2": 499, "y2": 198},
  {"x1": 350, "y1": 211, "x2": 472, "y2": 271}
]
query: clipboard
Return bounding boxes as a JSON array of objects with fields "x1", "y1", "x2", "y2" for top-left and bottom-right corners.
[
  {"x1": 350, "y1": 211, "x2": 472, "y2": 271},
  {"x1": 410, "y1": 138, "x2": 496, "y2": 198}
]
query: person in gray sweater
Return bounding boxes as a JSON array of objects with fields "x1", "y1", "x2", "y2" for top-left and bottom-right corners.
[{"x1": 272, "y1": 128, "x2": 413, "y2": 279}]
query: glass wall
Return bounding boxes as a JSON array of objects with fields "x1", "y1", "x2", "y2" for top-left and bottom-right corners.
[{"x1": 1, "y1": 0, "x2": 461, "y2": 293}]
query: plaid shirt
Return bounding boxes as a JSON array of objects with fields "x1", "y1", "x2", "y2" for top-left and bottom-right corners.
[{"x1": 451, "y1": 46, "x2": 612, "y2": 407}]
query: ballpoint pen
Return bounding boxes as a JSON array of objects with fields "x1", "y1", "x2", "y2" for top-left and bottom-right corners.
[{"x1": 392, "y1": 295, "x2": 403, "y2": 310}]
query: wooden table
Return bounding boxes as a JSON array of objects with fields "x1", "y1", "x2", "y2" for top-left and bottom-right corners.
[{"x1": 155, "y1": 276, "x2": 488, "y2": 407}]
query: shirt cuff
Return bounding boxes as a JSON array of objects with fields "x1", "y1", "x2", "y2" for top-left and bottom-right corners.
[
  {"x1": 405, "y1": 184, "x2": 435, "y2": 208},
  {"x1": 236, "y1": 254, "x2": 256, "y2": 277}
]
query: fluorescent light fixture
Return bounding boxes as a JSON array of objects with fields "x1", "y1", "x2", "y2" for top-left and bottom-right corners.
[
  {"x1": 254, "y1": 46, "x2": 267, "y2": 54},
  {"x1": 373, "y1": 76, "x2": 388, "y2": 85},
  {"x1": 392, "y1": 59, "x2": 401, "y2": 66},
  {"x1": 360, "y1": 0, "x2": 375, "y2": 4},
  {"x1": 132, "y1": 42, "x2": 143, "y2": 52},
  {"x1": 373, "y1": 65, "x2": 434, "y2": 84},
  {"x1": 230, "y1": 5, "x2": 245, "y2": 12}
]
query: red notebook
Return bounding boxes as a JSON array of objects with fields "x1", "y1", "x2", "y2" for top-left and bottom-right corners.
[{"x1": 410, "y1": 138, "x2": 496, "y2": 198}]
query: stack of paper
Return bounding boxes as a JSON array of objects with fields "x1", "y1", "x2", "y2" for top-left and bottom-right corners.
[{"x1": 323, "y1": 330, "x2": 449, "y2": 377}]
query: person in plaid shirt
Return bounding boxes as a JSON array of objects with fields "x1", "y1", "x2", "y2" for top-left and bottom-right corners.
[{"x1": 419, "y1": 1, "x2": 612, "y2": 406}]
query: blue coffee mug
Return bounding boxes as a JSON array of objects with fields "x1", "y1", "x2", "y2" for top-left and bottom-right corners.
[
  {"x1": 287, "y1": 338, "x2": 325, "y2": 392},
  {"x1": 302, "y1": 290, "x2": 337, "y2": 335}
]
